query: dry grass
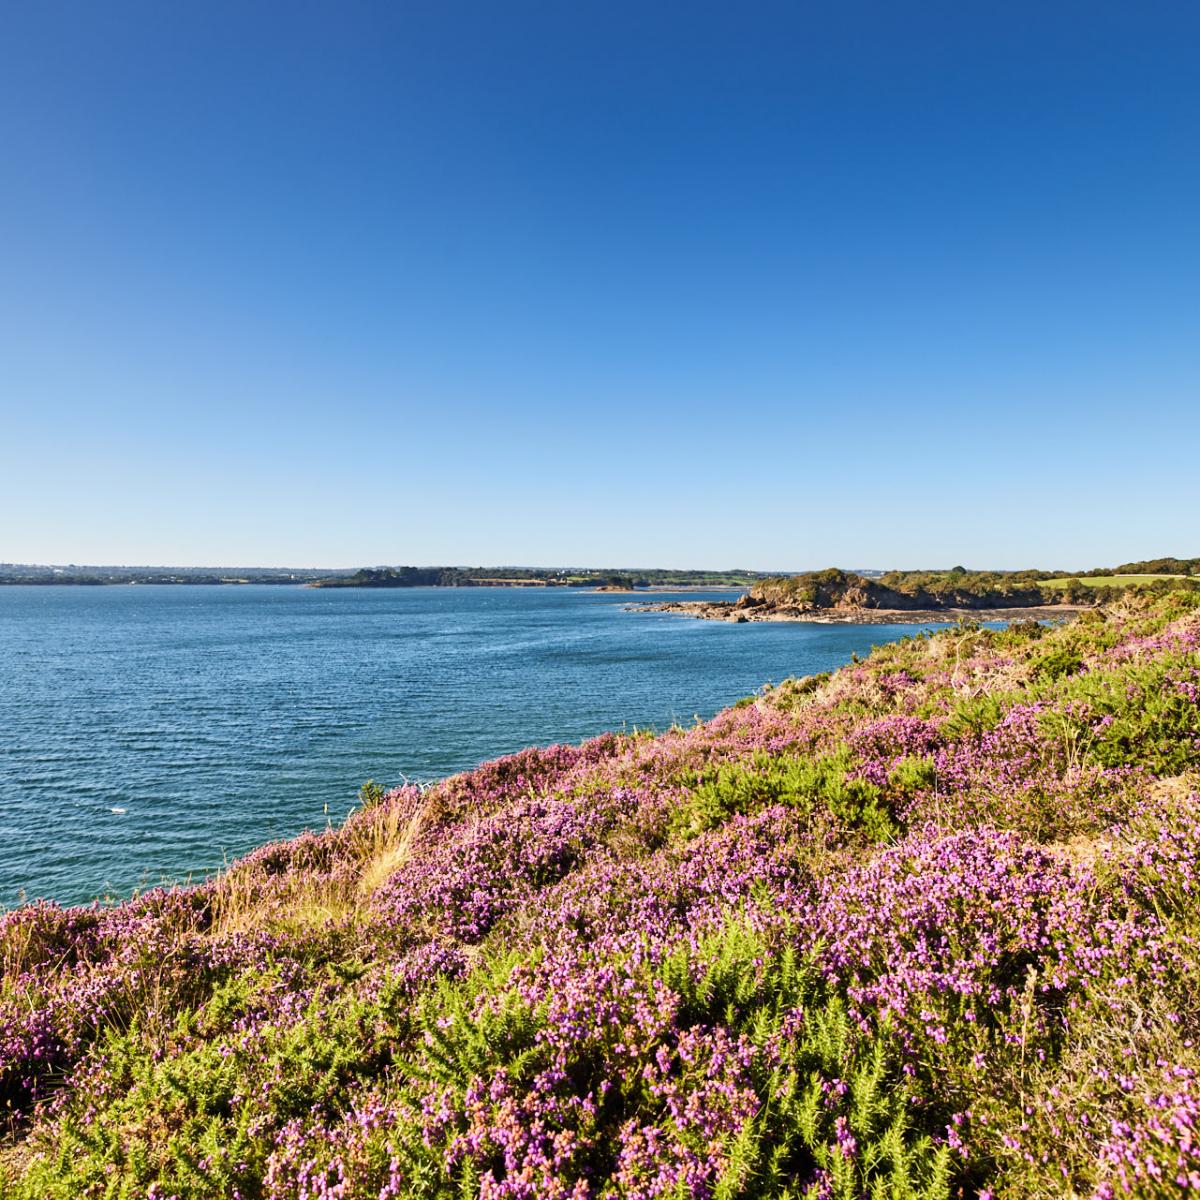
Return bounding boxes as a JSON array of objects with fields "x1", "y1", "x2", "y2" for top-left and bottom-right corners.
[
  {"x1": 207, "y1": 791, "x2": 432, "y2": 939},
  {"x1": 1147, "y1": 773, "x2": 1196, "y2": 803},
  {"x1": 1047, "y1": 776, "x2": 1197, "y2": 871},
  {"x1": 353, "y1": 796, "x2": 431, "y2": 897},
  {"x1": 1, "y1": 1140, "x2": 38, "y2": 1186},
  {"x1": 0, "y1": 914, "x2": 44, "y2": 980},
  {"x1": 1048, "y1": 833, "x2": 1120, "y2": 871},
  {"x1": 1041, "y1": 574, "x2": 1186, "y2": 589},
  {"x1": 208, "y1": 871, "x2": 353, "y2": 939}
]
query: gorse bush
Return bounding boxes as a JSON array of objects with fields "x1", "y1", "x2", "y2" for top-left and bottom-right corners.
[
  {"x1": 1029, "y1": 643, "x2": 1084, "y2": 681},
  {"x1": 671, "y1": 748, "x2": 894, "y2": 842},
  {"x1": 1054, "y1": 659, "x2": 1200, "y2": 776},
  {"x1": 4, "y1": 594, "x2": 1200, "y2": 1198}
]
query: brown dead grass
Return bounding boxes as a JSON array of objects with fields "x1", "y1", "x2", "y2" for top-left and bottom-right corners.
[
  {"x1": 207, "y1": 792, "x2": 432, "y2": 939},
  {"x1": 1047, "y1": 775, "x2": 1198, "y2": 871},
  {"x1": 1048, "y1": 833, "x2": 1119, "y2": 872},
  {"x1": 354, "y1": 796, "x2": 431, "y2": 897},
  {"x1": 0, "y1": 1125, "x2": 43, "y2": 1187}
]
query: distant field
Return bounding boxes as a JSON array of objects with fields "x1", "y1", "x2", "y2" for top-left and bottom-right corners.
[{"x1": 1042, "y1": 573, "x2": 1188, "y2": 589}]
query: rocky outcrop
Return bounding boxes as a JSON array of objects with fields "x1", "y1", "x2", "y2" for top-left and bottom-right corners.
[
  {"x1": 629, "y1": 568, "x2": 1085, "y2": 625},
  {"x1": 630, "y1": 598, "x2": 1088, "y2": 625}
]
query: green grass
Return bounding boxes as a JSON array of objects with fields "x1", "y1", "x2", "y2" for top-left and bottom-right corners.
[{"x1": 1041, "y1": 574, "x2": 1187, "y2": 589}]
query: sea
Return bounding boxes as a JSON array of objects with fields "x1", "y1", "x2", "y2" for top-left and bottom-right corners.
[{"x1": 0, "y1": 585, "x2": 958, "y2": 907}]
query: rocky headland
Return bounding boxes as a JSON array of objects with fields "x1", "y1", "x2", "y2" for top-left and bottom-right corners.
[
  {"x1": 631, "y1": 567, "x2": 1093, "y2": 624},
  {"x1": 632, "y1": 596, "x2": 1089, "y2": 624}
]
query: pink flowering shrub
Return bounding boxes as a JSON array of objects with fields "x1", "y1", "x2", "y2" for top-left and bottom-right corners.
[{"x1": 4, "y1": 594, "x2": 1200, "y2": 1199}]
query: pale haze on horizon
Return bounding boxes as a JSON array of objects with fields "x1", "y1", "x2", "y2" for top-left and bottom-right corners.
[{"x1": 2, "y1": 2, "x2": 1197, "y2": 573}]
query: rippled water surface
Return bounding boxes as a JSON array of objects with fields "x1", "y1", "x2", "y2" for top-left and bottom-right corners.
[{"x1": 0, "y1": 586, "x2": 953, "y2": 906}]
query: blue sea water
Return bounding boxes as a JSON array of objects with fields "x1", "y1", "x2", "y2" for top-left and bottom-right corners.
[{"x1": 0, "y1": 586, "x2": 957, "y2": 907}]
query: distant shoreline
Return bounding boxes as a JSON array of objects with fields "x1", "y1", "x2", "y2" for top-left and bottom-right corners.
[
  {"x1": 0, "y1": 578, "x2": 751, "y2": 593},
  {"x1": 593, "y1": 585, "x2": 746, "y2": 594}
]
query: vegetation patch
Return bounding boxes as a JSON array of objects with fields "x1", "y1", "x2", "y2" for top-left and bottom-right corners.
[{"x1": 1040, "y1": 573, "x2": 1188, "y2": 589}]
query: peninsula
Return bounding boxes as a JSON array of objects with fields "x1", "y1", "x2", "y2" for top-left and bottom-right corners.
[
  {"x1": 306, "y1": 566, "x2": 770, "y2": 589},
  {"x1": 635, "y1": 563, "x2": 1200, "y2": 623}
]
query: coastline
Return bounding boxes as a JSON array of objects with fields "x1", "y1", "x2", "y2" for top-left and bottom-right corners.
[
  {"x1": 629, "y1": 599, "x2": 1093, "y2": 624},
  {"x1": 7, "y1": 596, "x2": 1199, "y2": 1197}
]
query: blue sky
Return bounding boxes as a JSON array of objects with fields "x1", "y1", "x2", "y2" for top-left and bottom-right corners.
[{"x1": 2, "y1": 1, "x2": 1197, "y2": 570}]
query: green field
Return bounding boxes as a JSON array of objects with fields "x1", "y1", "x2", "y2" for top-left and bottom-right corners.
[{"x1": 1042, "y1": 573, "x2": 1187, "y2": 589}]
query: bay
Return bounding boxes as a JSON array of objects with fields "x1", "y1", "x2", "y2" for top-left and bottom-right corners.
[{"x1": 0, "y1": 585, "x2": 954, "y2": 906}]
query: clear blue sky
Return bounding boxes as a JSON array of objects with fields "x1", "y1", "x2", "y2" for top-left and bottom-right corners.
[{"x1": 2, "y1": 1, "x2": 1197, "y2": 570}]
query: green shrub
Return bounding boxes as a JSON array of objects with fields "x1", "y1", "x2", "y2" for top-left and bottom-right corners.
[
  {"x1": 671, "y1": 749, "x2": 895, "y2": 842},
  {"x1": 411, "y1": 922, "x2": 954, "y2": 1199},
  {"x1": 357, "y1": 779, "x2": 387, "y2": 808},
  {"x1": 1050, "y1": 658, "x2": 1200, "y2": 775},
  {"x1": 939, "y1": 693, "x2": 1007, "y2": 741},
  {"x1": 887, "y1": 755, "x2": 938, "y2": 798},
  {"x1": 1030, "y1": 643, "x2": 1084, "y2": 681}
]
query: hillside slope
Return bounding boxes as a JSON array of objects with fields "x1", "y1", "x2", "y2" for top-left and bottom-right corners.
[{"x1": 4, "y1": 595, "x2": 1200, "y2": 1198}]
